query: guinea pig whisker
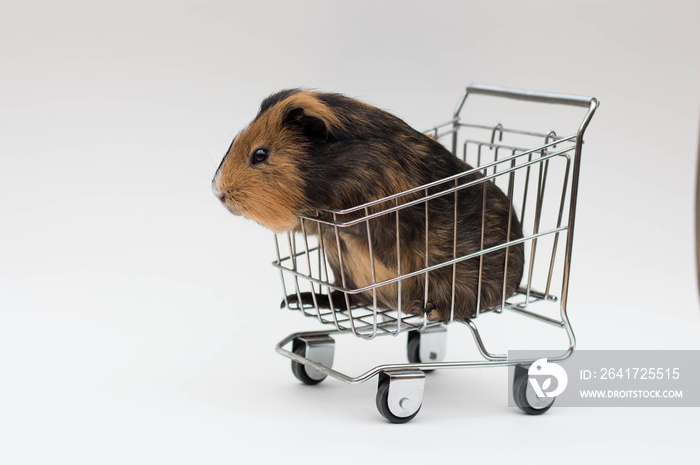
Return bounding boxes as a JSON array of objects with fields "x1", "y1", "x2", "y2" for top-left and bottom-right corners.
[
  {"x1": 235, "y1": 192, "x2": 267, "y2": 214},
  {"x1": 238, "y1": 197, "x2": 272, "y2": 222},
  {"x1": 199, "y1": 139, "x2": 217, "y2": 168},
  {"x1": 238, "y1": 189, "x2": 274, "y2": 205}
]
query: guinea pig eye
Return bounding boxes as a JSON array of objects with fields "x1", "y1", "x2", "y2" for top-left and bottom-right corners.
[{"x1": 250, "y1": 148, "x2": 269, "y2": 166}]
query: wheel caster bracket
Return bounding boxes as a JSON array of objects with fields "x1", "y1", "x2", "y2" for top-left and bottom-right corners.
[
  {"x1": 292, "y1": 335, "x2": 335, "y2": 382},
  {"x1": 513, "y1": 363, "x2": 556, "y2": 415},
  {"x1": 416, "y1": 325, "x2": 448, "y2": 363},
  {"x1": 377, "y1": 371, "x2": 425, "y2": 422}
]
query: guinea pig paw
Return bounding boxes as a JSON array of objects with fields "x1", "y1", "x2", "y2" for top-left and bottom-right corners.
[
  {"x1": 406, "y1": 300, "x2": 432, "y2": 317},
  {"x1": 281, "y1": 293, "x2": 307, "y2": 309},
  {"x1": 282, "y1": 292, "x2": 337, "y2": 310},
  {"x1": 406, "y1": 301, "x2": 442, "y2": 322},
  {"x1": 425, "y1": 306, "x2": 442, "y2": 322}
]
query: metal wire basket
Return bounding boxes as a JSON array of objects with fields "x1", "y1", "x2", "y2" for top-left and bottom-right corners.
[{"x1": 273, "y1": 84, "x2": 598, "y2": 422}]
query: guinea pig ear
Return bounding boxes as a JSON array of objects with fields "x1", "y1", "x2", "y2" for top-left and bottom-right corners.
[{"x1": 283, "y1": 106, "x2": 332, "y2": 140}]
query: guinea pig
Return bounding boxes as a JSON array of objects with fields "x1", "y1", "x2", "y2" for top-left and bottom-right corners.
[{"x1": 212, "y1": 89, "x2": 524, "y2": 322}]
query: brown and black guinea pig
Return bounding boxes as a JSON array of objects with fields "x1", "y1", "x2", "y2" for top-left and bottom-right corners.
[{"x1": 212, "y1": 89, "x2": 524, "y2": 322}]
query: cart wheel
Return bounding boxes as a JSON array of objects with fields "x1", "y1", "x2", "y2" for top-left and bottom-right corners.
[
  {"x1": 406, "y1": 331, "x2": 422, "y2": 364},
  {"x1": 406, "y1": 326, "x2": 447, "y2": 372},
  {"x1": 291, "y1": 344, "x2": 324, "y2": 385},
  {"x1": 290, "y1": 336, "x2": 335, "y2": 385},
  {"x1": 406, "y1": 331, "x2": 433, "y2": 374},
  {"x1": 512, "y1": 364, "x2": 556, "y2": 415},
  {"x1": 375, "y1": 372, "x2": 425, "y2": 423}
]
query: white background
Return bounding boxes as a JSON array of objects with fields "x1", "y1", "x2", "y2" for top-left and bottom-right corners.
[{"x1": 1, "y1": 1, "x2": 699, "y2": 463}]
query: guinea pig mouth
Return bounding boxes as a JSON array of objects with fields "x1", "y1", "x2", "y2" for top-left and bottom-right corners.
[
  {"x1": 219, "y1": 197, "x2": 243, "y2": 216},
  {"x1": 213, "y1": 186, "x2": 243, "y2": 217},
  {"x1": 223, "y1": 202, "x2": 242, "y2": 216},
  {"x1": 211, "y1": 182, "x2": 242, "y2": 216}
]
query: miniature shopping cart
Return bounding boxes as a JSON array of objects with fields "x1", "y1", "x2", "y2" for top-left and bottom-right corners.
[{"x1": 273, "y1": 84, "x2": 598, "y2": 422}]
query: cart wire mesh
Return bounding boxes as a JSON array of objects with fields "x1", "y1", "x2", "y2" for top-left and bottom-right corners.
[{"x1": 273, "y1": 85, "x2": 597, "y2": 342}]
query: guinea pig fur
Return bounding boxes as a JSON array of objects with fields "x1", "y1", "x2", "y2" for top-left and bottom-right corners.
[{"x1": 212, "y1": 89, "x2": 524, "y2": 322}]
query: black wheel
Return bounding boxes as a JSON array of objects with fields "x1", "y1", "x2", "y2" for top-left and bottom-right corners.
[
  {"x1": 407, "y1": 331, "x2": 435, "y2": 373},
  {"x1": 407, "y1": 331, "x2": 421, "y2": 363},
  {"x1": 376, "y1": 374, "x2": 421, "y2": 423},
  {"x1": 513, "y1": 364, "x2": 556, "y2": 415},
  {"x1": 291, "y1": 340, "x2": 326, "y2": 385}
]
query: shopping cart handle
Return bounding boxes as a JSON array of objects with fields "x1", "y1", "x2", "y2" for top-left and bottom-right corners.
[{"x1": 455, "y1": 84, "x2": 598, "y2": 115}]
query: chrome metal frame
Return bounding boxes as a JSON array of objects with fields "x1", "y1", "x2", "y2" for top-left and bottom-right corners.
[{"x1": 274, "y1": 84, "x2": 598, "y2": 384}]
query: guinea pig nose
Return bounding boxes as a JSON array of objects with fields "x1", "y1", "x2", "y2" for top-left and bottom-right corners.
[{"x1": 212, "y1": 182, "x2": 226, "y2": 202}]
